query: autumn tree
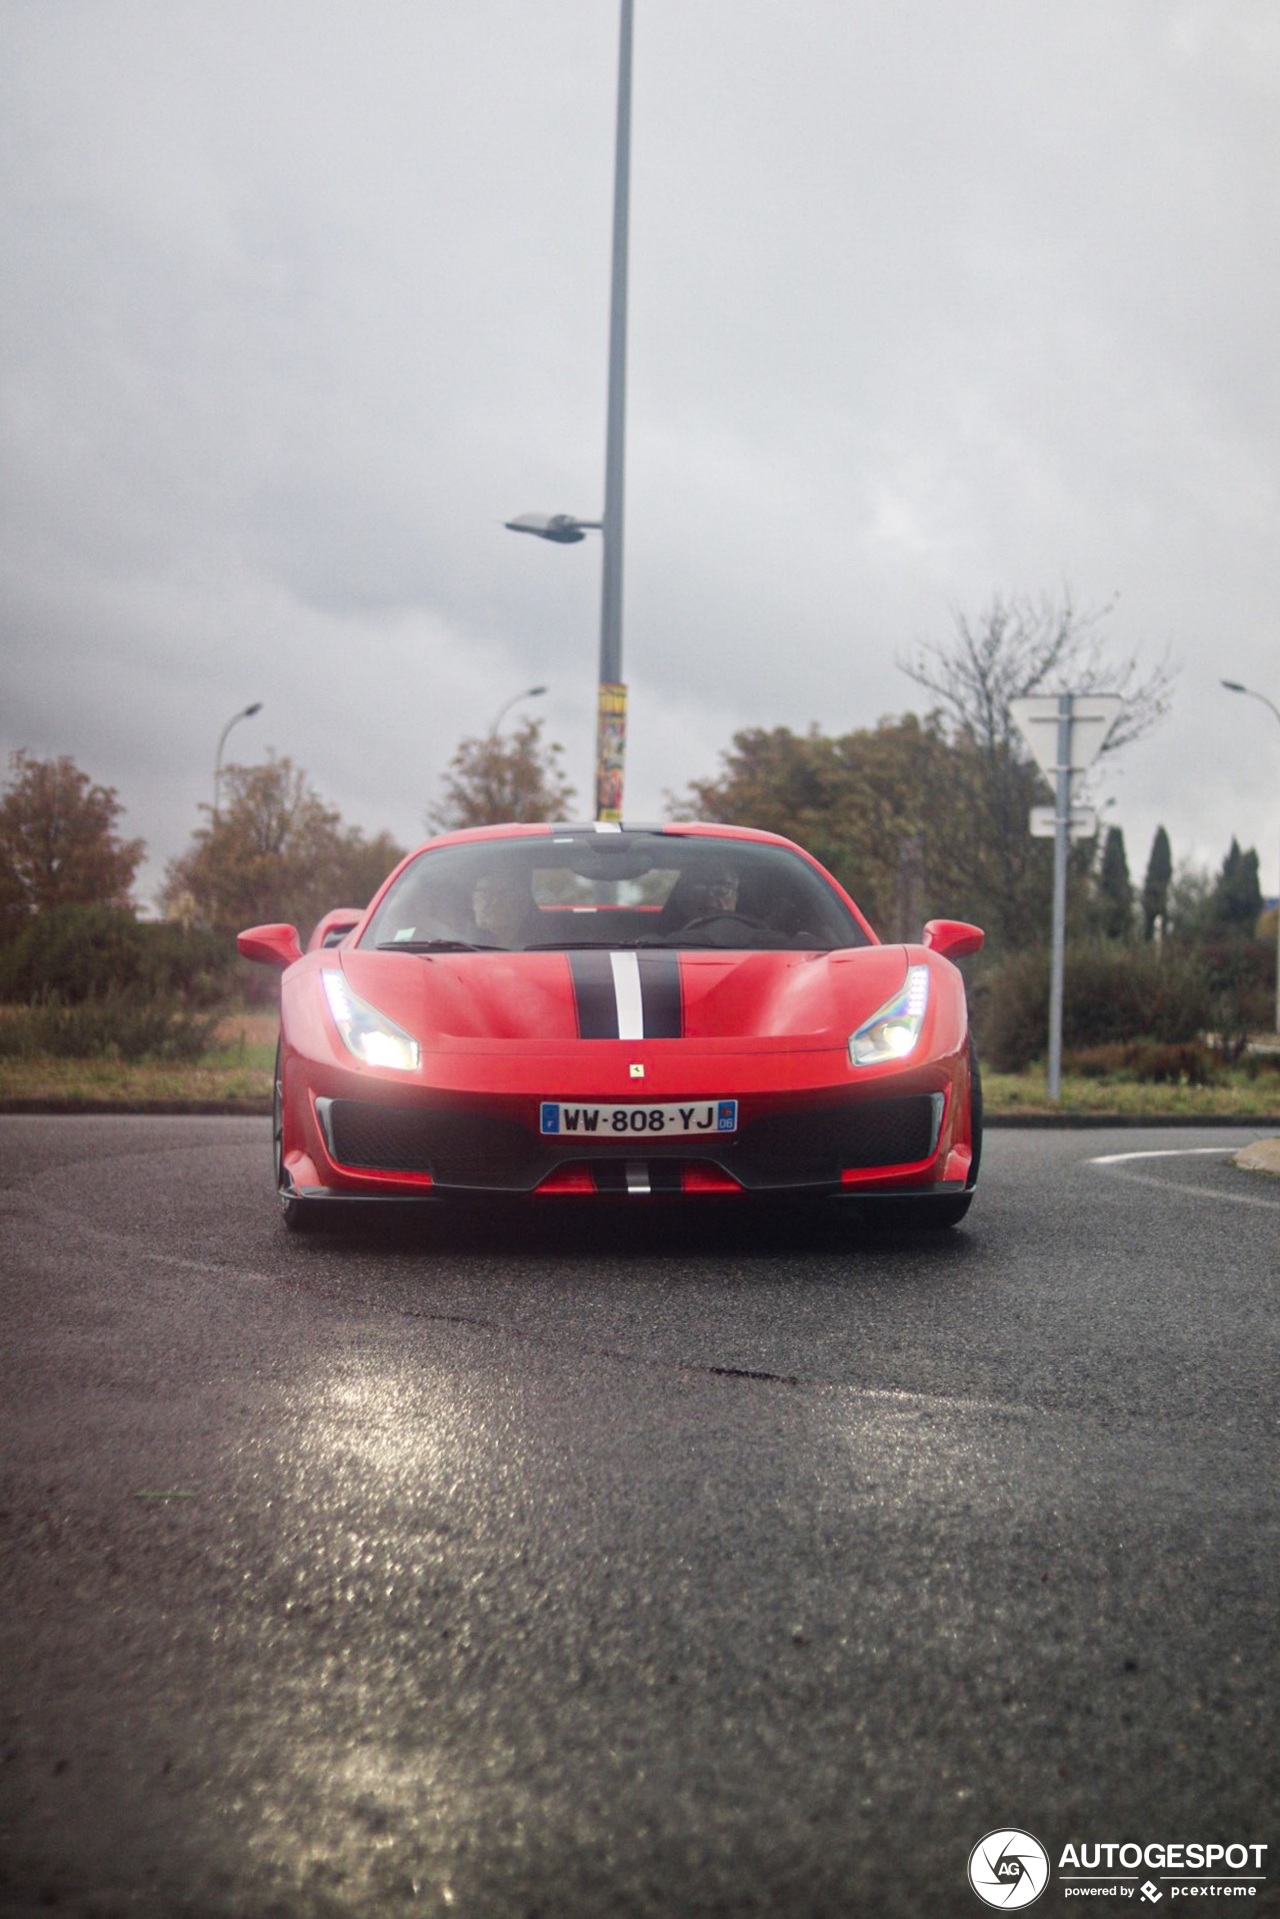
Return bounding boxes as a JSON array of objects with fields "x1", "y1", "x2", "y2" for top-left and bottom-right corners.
[
  {"x1": 429, "y1": 716, "x2": 577, "y2": 831},
  {"x1": 0, "y1": 751, "x2": 144, "y2": 939},
  {"x1": 162, "y1": 755, "x2": 405, "y2": 935}
]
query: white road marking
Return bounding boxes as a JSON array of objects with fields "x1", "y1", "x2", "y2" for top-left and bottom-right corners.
[
  {"x1": 1088, "y1": 1146, "x2": 1240, "y2": 1165},
  {"x1": 1088, "y1": 1143, "x2": 1280, "y2": 1210}
]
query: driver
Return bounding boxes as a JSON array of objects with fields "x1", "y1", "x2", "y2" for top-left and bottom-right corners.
[{"x1": 471, "y1": 868, "x2": 538, "y2": 947}]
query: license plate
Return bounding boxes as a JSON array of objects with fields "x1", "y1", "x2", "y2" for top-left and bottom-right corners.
[{"x1": 540, "y1": 1099, "x2": 738, "y2": 1138}]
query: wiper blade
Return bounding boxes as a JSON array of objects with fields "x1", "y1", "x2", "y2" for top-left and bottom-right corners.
[
  {"x1": 523, "y1": 937, "x2": 671, "y2": 951},
  {"x1": 375, "y1": 939, "x2": 505, "y2": 953}
]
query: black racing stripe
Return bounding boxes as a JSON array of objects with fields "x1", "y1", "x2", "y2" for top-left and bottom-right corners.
[
  {"x1": 568, "y1": 950, "x2": 619, "y2": 1039},
  {"x1": 637, "y1": 949, "x2": 683, "y2": 1038}
]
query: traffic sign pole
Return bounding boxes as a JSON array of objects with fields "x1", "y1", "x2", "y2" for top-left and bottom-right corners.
[
  {"x1": 1047, "y1": 694, "x2": 1072, "y2": 1101},
  {"x1": 1010, "y1": 692, "x2": 1124, "y2": 1103}
]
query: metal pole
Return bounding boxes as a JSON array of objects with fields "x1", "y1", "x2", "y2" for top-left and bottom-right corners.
[
  {"x1": 214, "y1": 702, "x2": 262, "y2": 822},
  {"x1": 1047, "y1": 693, "x2": 1073, "y2": 1101},
  {"x1": 1221, "y1": 681, "x2": 1280, "y2": 1035},
  {"x1": 595, "y1": 0, "x2": 632, "y2": 822}
]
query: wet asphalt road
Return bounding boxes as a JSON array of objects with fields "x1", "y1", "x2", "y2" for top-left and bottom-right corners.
[{"x1": 0, "y1": 1116, "x2": 1277, "y2": 1919}]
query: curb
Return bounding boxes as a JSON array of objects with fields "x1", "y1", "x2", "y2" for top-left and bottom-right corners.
[
  {"x1": 0, "y1": 1099, "x2": 272, "y2": 1116},
  {"x1": 1234, "y1": 1137, "x2": 1280, "y2": 1174},
  {"x1": 984, "y1": 1112, "x2": 1280, "y2": 1129}
]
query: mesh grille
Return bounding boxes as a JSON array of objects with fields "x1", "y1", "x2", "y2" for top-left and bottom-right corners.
[
  {"x1": 724, "y1": 1094, "x2": 940, "y2": 1188},
  {"x1": 322, "y1": 1101, "x2": 545, "y2": 1188},
  {"x1": 319, "y1": 1090, "x2": 941, "y2": 1194}
]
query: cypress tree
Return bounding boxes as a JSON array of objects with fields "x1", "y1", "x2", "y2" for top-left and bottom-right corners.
[
  {"x1": 1141, "y1": 825, "x2": 1172, "y2": 940},
  {"x1": 1098, "y1": 825, "x2": 1134, "y2": 939}
]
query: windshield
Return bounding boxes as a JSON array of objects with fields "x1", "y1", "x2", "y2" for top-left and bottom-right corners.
[{"x1": 360, "y1": 832, "x2": 869, "y2": 954}]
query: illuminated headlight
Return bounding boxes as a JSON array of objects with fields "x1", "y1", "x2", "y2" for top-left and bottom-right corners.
[
  {"x1": 849, "y1": 964, "x2": 930, "y2": 1066},
  {"x1": 322, "y1": 969, "x2": 421, "y2": 1072}
]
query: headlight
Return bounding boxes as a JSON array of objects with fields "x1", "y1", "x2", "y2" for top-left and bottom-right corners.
[
  {"x1": 322, "y1": 969, "x2": 421, "y2": 1071},
  {"x1": 849, "y1": 964, "x2": 930, "y2": 1066}
]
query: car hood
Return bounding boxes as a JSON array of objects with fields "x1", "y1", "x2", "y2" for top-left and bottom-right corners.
[{"x1": 336, "y1": 944, "x2": 914, "y2": 1049}]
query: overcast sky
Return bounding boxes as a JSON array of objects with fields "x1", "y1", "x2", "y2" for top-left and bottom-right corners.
[{"x1": 3, "y1": 0, "x2": 1278, "y2": 913}]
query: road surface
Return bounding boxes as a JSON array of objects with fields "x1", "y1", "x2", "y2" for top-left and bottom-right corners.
[{"x1": 1, "y1": 1116, "x2": 1276, "y2": 1916}]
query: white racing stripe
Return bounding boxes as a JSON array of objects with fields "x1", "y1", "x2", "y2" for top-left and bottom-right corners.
[{"x1": 610, "y1": 950, "x2": 645, "y2": 1039}]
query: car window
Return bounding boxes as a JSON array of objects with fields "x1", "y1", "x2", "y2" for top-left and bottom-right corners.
[{"x1": 360, "y1": 833, "x2": 869, "y2": 953}]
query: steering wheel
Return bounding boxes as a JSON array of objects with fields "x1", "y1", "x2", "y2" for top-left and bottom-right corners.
[{"x1": 677, "y1": 912, "x2": 771, "y2": 935}]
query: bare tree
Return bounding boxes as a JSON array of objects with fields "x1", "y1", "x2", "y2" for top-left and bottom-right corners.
[
  {"x1": 894, "y1": 592, "x2": 1176, "y2": 947},
  {"x1": 897, "y1": 590, "x2": 1175, "y2": 762}
]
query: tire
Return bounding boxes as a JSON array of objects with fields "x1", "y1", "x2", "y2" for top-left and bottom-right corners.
[
  {"x1": 966, "y1": 1036, "x2": 984, "y2": 1190},
  {"x1": 273, "y1": 1041, "x2": 325, "y2": 1233}
]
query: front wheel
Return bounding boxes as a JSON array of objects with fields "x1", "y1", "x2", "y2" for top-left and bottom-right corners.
[{"x1": 966, "y1": 1036, "x2": 984, "y2": 1189}]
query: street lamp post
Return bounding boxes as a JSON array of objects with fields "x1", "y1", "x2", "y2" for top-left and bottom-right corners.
[
  {"x1": 214, "y1": 702, "x2": 263, "y2": 820},
  {"x1": 503, "y1": 0, "x2": 633, "y2": 824},
  {"x1": 488, "y1": 685, "x2": 548, "y2": 739},
  {"x1": 1221, "y1": 678, "x2": 1280, "y2": 1035}
]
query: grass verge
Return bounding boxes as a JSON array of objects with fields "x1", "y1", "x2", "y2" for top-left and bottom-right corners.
[
  {"x1": 0, "y1": 1011, "x2": 1276, "y2": 1121},
  {"x1": 983, "y1": 1069, "x2": 1280, "y2": 1120},
  {"x1": 0, "y1": 1012, "x2": 277, "y2": 1109}
]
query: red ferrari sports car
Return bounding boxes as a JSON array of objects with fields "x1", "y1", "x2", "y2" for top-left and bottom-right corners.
[{"x1": 238, "y1": 822, "x2": 984, "y2": 1230}]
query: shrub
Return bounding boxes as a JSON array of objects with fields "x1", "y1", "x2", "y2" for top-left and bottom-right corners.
[
  {"x1": 0, "y1": 989, "x2": 219, "y2": 1062},
  {"x1": 1192, "y1": 939, "x2": 1276, "y2": 1060},
  {"x1": 1064, "y1": 1040, "x2": 1219, "y2": 1085},
  {"x1": 0, "y1": 904, "x2": 237, "y2": 1008},
  {"x1": 970, "y1": 943, "x2": 1213, "y2": 1071}
]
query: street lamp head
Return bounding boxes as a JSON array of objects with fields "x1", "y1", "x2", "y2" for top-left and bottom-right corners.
[
  {"x1": 504, "y1": 512, "x2": 602, "y2": 545},
  {"x1": 1221, "y1": 680, "x2": 1247, "y2": 694},
  {"x1": 243, "y1": 701, "x2": 263, "y2": 718},
  {"x1": 489, "y1": 684, "x2": 550, "y2": 737}
]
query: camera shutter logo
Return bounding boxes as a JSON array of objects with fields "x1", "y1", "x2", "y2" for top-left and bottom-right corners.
[{"x1": 968, "y1": 1830, "x2": 1050, "y2": 1908}]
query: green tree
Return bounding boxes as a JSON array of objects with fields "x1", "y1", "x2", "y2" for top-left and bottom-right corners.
[
  {"x1": 0, "y1": 751, "x2": 144, "y2": 940},
  {"x1": 429, "y1": 716, "x2": 576, "y2": 831},
  {"x1": 1095, "y1": 825, "x2": 1134, "y2": 940},
  {"x1": 1208, "y1": 838, "x2": 1263, "y2": 938},
  {"x1": 162, "y1": 755, "x2": 405, "y2": 935},
  {"x1": 1141, "y1": 826, "x2": 1173, "y2": 939},
  {"x1": 678, "y1": 714, "x2": 1032, "y2": 938}
]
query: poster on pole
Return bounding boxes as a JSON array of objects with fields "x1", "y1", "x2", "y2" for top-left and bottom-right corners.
[{"x1": 596, "y1": 682, "x2": 627, "y2": 822}]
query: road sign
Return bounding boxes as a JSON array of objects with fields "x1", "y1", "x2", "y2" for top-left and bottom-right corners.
[
  {"x1": 1029, "y1": 806, "x2": 1097, "y2": 841},
  {"x1": 1009, "y1": 695, "x2": 1124, "y2": 781},
  {"x1": 1010, "y1": 692, "x2": 1126, "y2": 1105}
]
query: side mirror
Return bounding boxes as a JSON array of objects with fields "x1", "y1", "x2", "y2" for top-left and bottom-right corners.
[
  {"x1": 923, "y1": 918, "x2": 985, "y2": 960},
  {"x1": 307, "y1": 909, "x2": 364, "y2": 953},
  {"x1": 237, "y1": 922, "x2": 303, "y2": 969}
]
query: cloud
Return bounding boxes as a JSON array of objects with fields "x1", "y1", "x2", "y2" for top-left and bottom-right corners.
[{"x1": 2, "y1": 0, "x2": 1278, "y2": 910}]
